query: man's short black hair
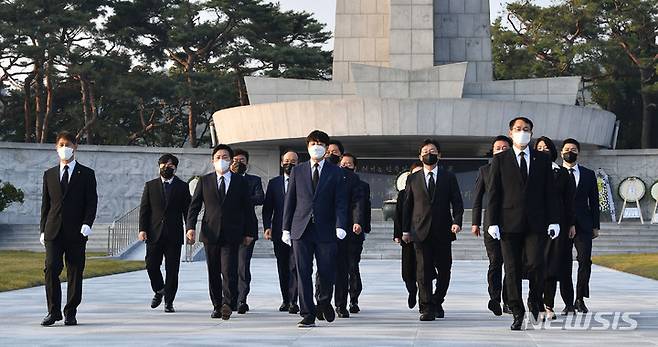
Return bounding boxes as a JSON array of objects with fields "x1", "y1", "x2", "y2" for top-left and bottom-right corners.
[
  {"x1": 418, "y1": 138, "x2": 441, "y2": 155},
  {"x1": 212, "y1": 144, "x2": 234, "y2": 158},
  {"x1": 492, "y1": 135, "x2": 512, "y2": 147},
  {"x1": 342, "y1": 152, "x2": 357, "y2": 166},
  {"x1": 158, "y1": 153, "x2": 179, "y2": 167},
  {"x1": 534, "y1": 136, "x2": 557, "y2": 162},
  {"x1": 508, "y1": 116, "x2": 534, "y2": 130},
  {"x1": 328, "y1": 140, "x2": 345, "y2": 155},
  {"x1": 305, "y1": 130, "x2": 330, "y2": 146},
  {"x1": 562, "y1": 138, "x2": 581, "y2": 151},
  {"x1": 55, "y1": 131, "x2": 76, "y2": 145},
  {"x1": 234, "y1": 148, "x2": 249, "y2": 163}
]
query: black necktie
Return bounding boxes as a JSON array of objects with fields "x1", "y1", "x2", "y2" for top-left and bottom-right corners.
[
  {"x1": 519, "y1": 152, "x2": 528, "y2": 183},
  {"x1": 61, "y1": 165, "x2": 69, "y2": 194},
  {"x1": 218, "y1": 176, "x2": 226, "y2": 203},
  {"x1": 163, "y1": 181, "x2": 172, "y2": 202},
  {"x1": 568, "y1": 168, "x2": 576, "y2": 188},
  {"x1": 285, "y1": 177, "x2": 289, "y2": 194},
  {"x1": 312, "y1": 163, "x2": 319, "y2": 193},
  {"x1": 428, "y1": 171, "x2": 436, "y2": 201}
]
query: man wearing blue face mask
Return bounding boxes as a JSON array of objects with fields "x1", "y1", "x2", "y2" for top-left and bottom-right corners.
[
  {"x1": 486, "y1": 117, "x2": 560, "y2": 330},
  {"x1": 282, "y1": 130, "x2": 348, "y2": 328},
  {"x1": 40, "y1": 131, "x2": 98, "y2": 326}
]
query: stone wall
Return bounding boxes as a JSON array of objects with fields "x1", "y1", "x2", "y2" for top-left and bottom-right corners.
[
  {"x1": 0, "y1": 142, "x2": 280, "y2": 224},
  {"x1": 580, "y1": 149, "x2": 658, "y2": 223}
]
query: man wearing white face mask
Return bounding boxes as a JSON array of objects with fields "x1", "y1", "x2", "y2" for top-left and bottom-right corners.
[
  {"x1": 282, "y1": 130, "x2": 348, "y2": 328},
  {"x1": 486, "y1": 117, "x2": 560, "y2": 330},
  {"x1": 186, "y1": 144, "x2": 258, "y2": 321},
  {"x1": 40, "y1": 131, "x2": 98, "y2": 326}
]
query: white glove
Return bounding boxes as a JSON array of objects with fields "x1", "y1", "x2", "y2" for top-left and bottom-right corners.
[
  {"x1": 336, "y1": 228, "x2": 346, "y2": 240},
  {"x1": 548, "y1": 224, "x2": 560, "y2": 240},
  {"x1": 282, "y1": 230, "x2": 291, "y2": 246},
  {"x1": 81, "y1": 224, "x2": 92, "y2": 237},
  {"x1": 487, "y1": 225, "x2": 501, "y2": 240},
  {"x1": 40, "y1": 233, "x2": 45, "y2": 246}
]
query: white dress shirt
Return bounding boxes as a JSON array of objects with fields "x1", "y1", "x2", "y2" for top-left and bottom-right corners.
[
  {"x1": 310, "y1": 159, "x2": 325, "y2": 178},
  {"x1": 512, "y1": 146, "x2": 531, "y2": 175},
  {"x1": 216, "y1": 171, "x2": 232, "y2": 193},
  {"x1": 423, "y1": 165, "x2": 439, "y2": 189},
  {"x1": 284, "y1": 174, "x2": 290, "y2": 194},
  {"x1": 59, "y1": 160, "x2": 76, "y2": 182},
  {"x1": 563, "y1": 163, "x2": 580, "y2": 187}
]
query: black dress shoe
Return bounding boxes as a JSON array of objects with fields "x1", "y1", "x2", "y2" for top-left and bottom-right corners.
[
  {"x1": 436, "y1": 305, "x2": 445, "y2": 319},
  {"x1": 528, "y1": 302, "x2": 540, "y2": 321},
  {"x1": 279, "y1": 302, "x2": 290, "y2": 312},
  {"x1": 237, "y1": 302, "x2": 249, "y2": 314},
  {"x1": 41, "y1": 312, "x2": 63, "y2": 326},
  {"x1": 211, "y1": 308, "x2": 221, "y2": 319},
  {"x1": 64, "y1": 315, "x2": 77, "y2": 326},
  {"x1": 408, "y1": 292, "x2": 417, "y2": 309},
  {"x1": 220, "y1": 304, "x2": 232, "y2": 320},
  {"x1": 511, "y1": 314, "x2": 523, "y2": 330},
  {"x1": 336, "y1": 306, "x2": 350, "y2": 318},
  {"x1": 151, "y1": 291, "x2": 164, "y2": 309},
  {"x1": 575, "y1": 299, "x2": 588, "y2": 313},
  {"x1": 561, "y1": 305, "x2": 576, "y2": 315},
  {"x1": 503, "y1": 303, "x2": 512, "y2": 314},
  {"x1": 322, "y1": 304, "x2": 335, "y2": 322},
  {"x1": 288, "y1": 303, "x2": 300, "y2": 315},
  {"x1": 297, "y1": 315, "x2": 316, "y2": 328},
  {"x1": 419, "y1": 312, "x2": 435, "y2": 321},
  {"x1": 349, "y1": 304, "x2": 360, "y2": 314},
  {"x1": 316, "y1": 308, "x2": 325, "y2": 321},
  {"x1": 164, "y1": 304, "x2": 175, "y2": 313},
  {"x1": 488, "y1": 299, "x2": 502, "y2": 316}
]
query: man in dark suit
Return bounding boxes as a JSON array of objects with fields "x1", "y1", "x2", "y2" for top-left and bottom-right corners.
[
  {"x1": 339, "y1": 153, "x2": 371, "y2": 315},
  {"x1": 471, "y1": 135, "x2": 512, "y2": 316},
  {"x1": 402, "y1": 139, "x2": 464, "y2": 321},
  {"x1": 486, "y1": 117, "x2": 560, "y2": 330},
  {"x1": 186, "y1": 144, "x2": 257, "y2": 320},
  {"x1": 323, "y1": 141, "x2": 363, "y2": 319},
  {"x1": 229, "y1": 148, "x2": 265, "y2": 314},
  {"x1": 262, "y1": 150, "x2": 299, "y2": 314},
  {"x1": 561, "y1": 138, "x2": 600, "y2": 314},
  {"x1": 283, "y1": 130, "x2": 348, "y2": 328},
  {"x1": 138, "y1": 153, "x2": 191, "y2": 313},
  {"x1": 40, "y1": 131, "x2": 98, "y2": 326}
]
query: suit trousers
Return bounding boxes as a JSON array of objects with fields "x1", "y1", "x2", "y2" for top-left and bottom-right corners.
[
  {"x1": 203, "y1": 242, "x2": 238, "y2": 309},
  {"x1": 484, "y1": 232, "x2": 508, "y2": 304},
  {"x1": 44, "y1": 235, "x2": 86, "y2": 316},
  {"x1": 145, "y1": 240, "x2": 181, "y2": 304},
  {"x1": 230, "y1": 240, "x2": 256, "y2": 306},
  {"x1": 414, "y1": 233, "x2": 452, "y2": 314},
  {"x1": 334, "y1": 237, "x2": 364, "y2": 308},
  {"x1": 293, "y1": 223, "x2": 337, "y2": 318},
  {"x1": 500, "y1": 230, "x2": 545, "y2": 315},
  {"x1": 401, "y1": 241, "x2": 417, "y2": 296},
  {"x1": 273, "y1": 239, "x2": 298, "y2": 304}
]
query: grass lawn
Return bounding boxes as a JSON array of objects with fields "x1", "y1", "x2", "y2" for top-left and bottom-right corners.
[
  {"x1": 592, "y1": 253, "x2": 658, "y2": 280},
  {"x1": 0, "y1": 250, "x2": 144, "y2": 292}
]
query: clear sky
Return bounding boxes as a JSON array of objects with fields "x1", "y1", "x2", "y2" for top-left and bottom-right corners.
[{"x1": 271, "y1": 0, "x2": 553, "y2": 39}]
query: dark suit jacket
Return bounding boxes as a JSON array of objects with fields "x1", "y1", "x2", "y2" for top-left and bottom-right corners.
[
  {"x1": 357, "y1": 179, "x2": 372, "y2": 234},
  {"x1": 262, "y1": 175, "x2": 286, "y2": 241},
  {"x1": 573, "y1": 165, "x2": 600, "y2": 233},
  {"x1": 40, "y1": 162, "x2": 98, "y2": 243},
  {"x1": 394, "y1": 189, "x2": 406, "y2": 239},
  {"x1": 472, "y1": 164, "x2": 490, "y2": 229},
  {"x1": 343, "y1": 169, "x2": 365, "y2": 241},
  {"x1": 486, "y1": 148, "x2": 559, "y2": 234},
  {"x1": 243, "y1": 173, "x2": 264, "y2": 240},
  {"x1": 186, "y1": 172, "x2": 258, "y2": 245},
  {"x1": 552, "y1": 166, "x2": 576, "y2": 229},
  {"x1": 283, "y1": 160, "x2": 348, "y2": 243},
  {"x1": 139, "y1": 176, "x2": 191, "y2": 245},
  {"x1": 402, "y1": 167, "x2": 464, "y2": 243}
]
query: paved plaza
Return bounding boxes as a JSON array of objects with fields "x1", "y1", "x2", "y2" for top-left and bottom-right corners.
[{"x1": 0, "y1": 259, "x2": 657, "y2": 346}]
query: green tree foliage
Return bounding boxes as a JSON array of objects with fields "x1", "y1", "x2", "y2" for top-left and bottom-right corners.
[{"x1": 0, "y1": 180, "x2": 24, "y2": 213}]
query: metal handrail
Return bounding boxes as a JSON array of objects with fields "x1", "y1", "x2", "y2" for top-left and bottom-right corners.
[{"x1": 107, "y1": 206, "x2": 140, "y2": 256}]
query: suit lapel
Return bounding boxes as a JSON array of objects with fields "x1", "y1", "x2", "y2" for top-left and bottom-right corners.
[
  {"x1": 526, "y1": 149, "x2": 538, "y2": 187},
  {"x1": 63, "y1": 165, "x2": 83, "y2": 198},
  {"x1": 417, "y1": 171, "x2": 431, "y2": 203},
  {"x1": 212, "y1": 172, "x2": 222, "y2": 203},
  {"x1": 50, "y1": 167, "x2": 64, "y2": 200},
  {"x1": 224, "y1": 174, "x2": 237, "y2": 205},
  {"x1": 506, "y1": 149, "x2": 525, "y2": 187}
]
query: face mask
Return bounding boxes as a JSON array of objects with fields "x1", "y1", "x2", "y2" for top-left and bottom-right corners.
[
  {"x1": 327, "y1": 154, "x2": 340, "y2": 165},
  {"x1": 57, "y1": 146, "x2": 74, "y2": 161},
  {"x1": 562, "y1": 152, "x2": 578, "y2": 164},
  {"x1": 512, "y1": 131, "x2": 531, "y2": 146},
  {"x1": 214, "y1": 159, "x2": 231, "y2": 173},
  {"x1": 308, "y1": 145, "x2": 326, "y2": 160},
  {"x1": 160, "y1": 166, "x2": 175, "y2": 179},
  {"x1": 342, "y1": 166, "x2": 355, "y2": 172},
  {"x1": 421, "y1": 153, "x2": 438, "y2": 166},
  {"x1": 235, "y1": 162, "x2": 247, "y2": 175},
  {"x1": 282, "y1": 163, "x2": 295, "y2": 175}
]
